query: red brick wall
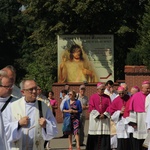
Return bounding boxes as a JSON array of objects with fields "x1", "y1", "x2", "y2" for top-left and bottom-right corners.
[
  {"x1": 52, "y1": 65, "x2": 150, "y2": 123},
  {"x1": 125, "y1": 65, "x2": 150, "y2": 92}
]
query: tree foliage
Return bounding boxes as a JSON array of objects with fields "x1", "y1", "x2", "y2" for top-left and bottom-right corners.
[
  {"x1": 0, "y1": 0, "x2": 148, "y2": 91},
  {"x1": 132, "y1": 0, "x2": 150, "y2": 69},
  {"x1": 0, "y1": 0, "x2": 21, "y2": 67}
]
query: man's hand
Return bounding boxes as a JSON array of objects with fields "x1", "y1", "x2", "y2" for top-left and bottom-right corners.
[
  {"x1": 133, "y1": 125, "x2": 137, "y2": 129},
  {"x1": 99, "y1": 114, "x2": 105, "y2": 119},
  {"x1": 18, "y1": 116, "x2": 29, "y2": 127},
  {"x1": 39, "y1": 117, "x2": 46, "y2": 128},
  {"x1": 128, "y1": 122, "x2": 137, "y2": 129},
  {"x1": 120, "y1": 106, "x2": 125, "y2": 114}
]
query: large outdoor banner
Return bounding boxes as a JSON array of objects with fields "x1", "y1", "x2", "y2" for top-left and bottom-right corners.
[{"x1": 57, "y1": 35, "x2": 114, "y2": 83}]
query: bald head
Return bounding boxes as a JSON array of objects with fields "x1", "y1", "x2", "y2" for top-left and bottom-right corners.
[
  {"x1": 141, "y1": 83, "x2": 150, "y2": 95},
  {"x1": 2, "y1": 65, "x2": 16, "y2": 84},
  {"x1": 130, "y1": 87, "x2": 139, "y2": 95}
]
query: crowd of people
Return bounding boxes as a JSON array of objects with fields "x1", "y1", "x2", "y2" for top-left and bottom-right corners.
[{"x1": 1, "y1": 65, "x2": 150, "y2": 150}]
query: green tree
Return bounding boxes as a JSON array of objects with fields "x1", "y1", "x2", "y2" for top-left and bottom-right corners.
[
  {"x1": 24, "y1": 42, "x2": 57, "y2": 91},
  {"x1": 0, "y1": 0, "x2": 21, "y2": 68},
  {"x1": 0, "y1": 0, "x2": 148, "y2": 90},
  {"x1": 133, "y1": 0, "x2": 150, "y2": 69},
  {"x1": 126, "y1": 49, "x2": 143, "y2": 65}
]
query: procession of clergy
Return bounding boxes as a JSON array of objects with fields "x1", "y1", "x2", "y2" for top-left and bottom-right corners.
[{"x1": 1, "y1": 65, "x2": 150, "y2": 150}]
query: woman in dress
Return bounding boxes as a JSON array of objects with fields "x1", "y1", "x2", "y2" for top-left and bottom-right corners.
[{"x1": 63, "y1": 90, "x2": 82, "y2": 150}]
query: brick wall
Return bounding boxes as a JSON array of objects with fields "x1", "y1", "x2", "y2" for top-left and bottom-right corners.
[{"x1": 125, "y1": 65, "x2": 150, "y2": 91}]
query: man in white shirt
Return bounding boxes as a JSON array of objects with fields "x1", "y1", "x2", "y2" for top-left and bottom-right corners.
[
  {"x1": 3, "y1": 79, "x2": 58, "y2": 150},
  {"x1": 104, "y1": 80, "x2": 117, "y2": 101}
]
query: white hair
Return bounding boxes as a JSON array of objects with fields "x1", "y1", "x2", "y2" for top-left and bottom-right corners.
[
  {"x1": 19, "y1": 80, "x2": 24, "y2": 90},
  {"x1": 120, "y1": 83, "x2": 127, "y2": 86}
]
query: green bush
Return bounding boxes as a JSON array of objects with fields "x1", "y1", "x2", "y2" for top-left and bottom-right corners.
[{"x1": 126, "y1": 50, "x2": 143, "y2": 65}]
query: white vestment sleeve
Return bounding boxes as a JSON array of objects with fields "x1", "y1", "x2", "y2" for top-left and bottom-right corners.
[
  {"x1": 104, "y1": 111, "x2": 111, "y2": 118},
  {"x1": 145, "y1": 94, "x2": 150, "y2": 113},
  {"x1": 111, "y1": 110, "x2": 121, "y2": 124},
  {"x1": 90, "y1": 110, "x2": 100, "y2": 119},
  {"x1": 0, "y1": 112, "x2": 9, "y2": 150},
  {"x1": 3, "y1": 105, "x2": 22, "y2": 142},
  {"x1": 42, "y1": 108, "x2": 58, "y2": 140},
  {"x1": 146, "y1": 94, "x2": 150, "y2": 148},
  {"x1": 146, "y1": 103, "x2": 150, "y2": 129},
  {"x1": 128, "y1": 111, "x2": 137, "y2": 124}
]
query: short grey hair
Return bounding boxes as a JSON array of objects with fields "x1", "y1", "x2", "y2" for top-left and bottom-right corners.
[
  {"x1": 19, "y1": 79, "x2": 36, "y2": 90},
  {"x1": 4, "y1": 65, "x2": 16, "y2": 74},
  {"x1": 19, "y1": 80, "x2": 26, "y2": 90},
  {"x1": 1, "y1": 65, "x2": 16, "y2": 82},
  {"x1": 120, "y1": 83, "x2": 127, "y2": 86}
]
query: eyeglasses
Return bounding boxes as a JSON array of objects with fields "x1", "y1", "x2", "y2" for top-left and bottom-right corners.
[
  {"x1": 118, "y1": 92, "x2": 124, "y2": 95},
  {"x1": 80, "y1": 88, "x2": 85, "y2": 90},
  {"x1": 23, "y1": 87, "x2": 37, "y2": 92},
  {"x1": 68, "y1": 93, "x2": 73, "y2": 96},
  {"x1": 0, "y1": 84, "x2": 14, "y2": 89}
]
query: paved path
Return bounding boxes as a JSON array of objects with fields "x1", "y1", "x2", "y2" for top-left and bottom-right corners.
[{"x1": 50, "y1": 120, "x2": 89, "y2": 150}]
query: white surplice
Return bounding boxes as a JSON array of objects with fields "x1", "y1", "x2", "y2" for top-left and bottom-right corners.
[
  {"x1": 0, "y1": 111, "x2": 9, "y2": 150},
  {"x1": 146, "y1": 100, "x2": 150, "y2": 150},
  {"x1": 128, "y1": 111, "x2": 147, "y2": 139},
  {"x1": 3, "y1": 97, "x2": 58, "y2": 150},
  {"x1": 88, "y1": 110, "x2": 110, "y2": 135},
  {"x1": 0, "y1": 96, "x2": 17, "y2": 111},
  {"x1": 0, "y1": 96, "x2": 18, "y2": 150}
]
